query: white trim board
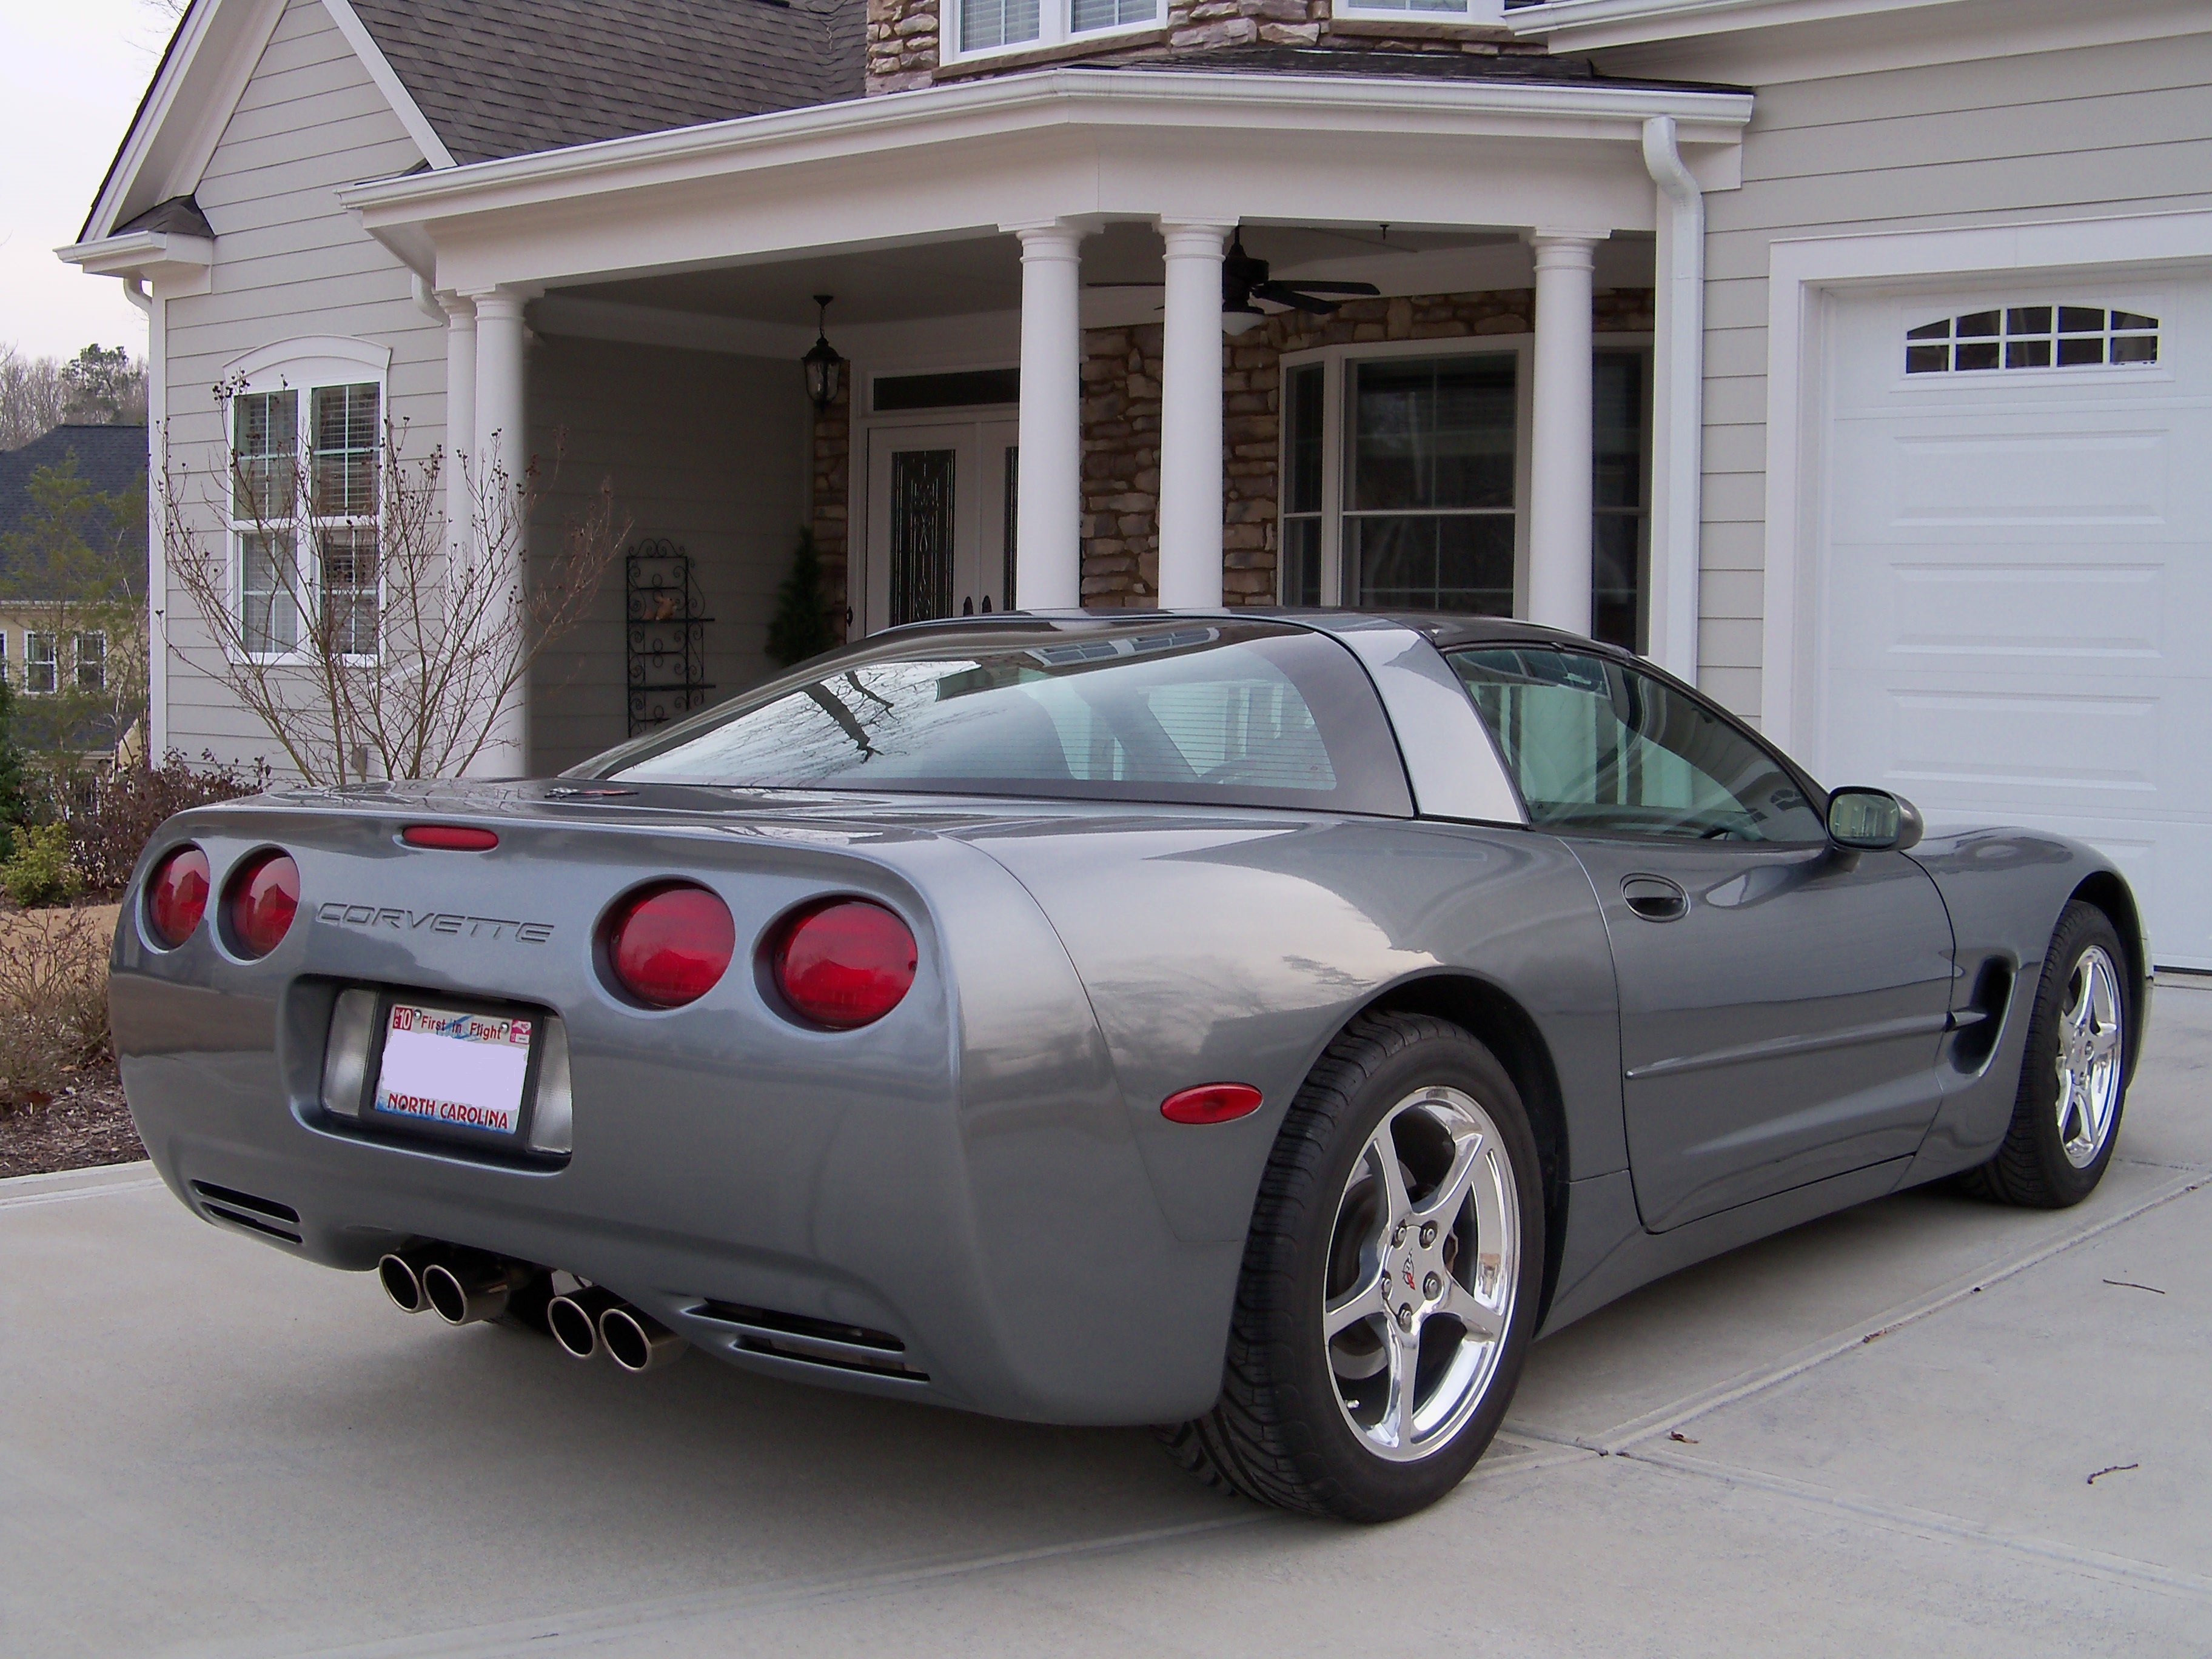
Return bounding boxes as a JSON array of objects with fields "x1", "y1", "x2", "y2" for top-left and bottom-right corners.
[
  {"x1": 1758, "y1": 209, "x2": 2212, "y2": 757},
  {"x1": 318, "y1": 0, "x2": 457, "y2": 170}
]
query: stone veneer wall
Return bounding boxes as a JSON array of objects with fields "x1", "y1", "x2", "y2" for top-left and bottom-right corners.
[
  {"x1": 1081, "y1": 287, "x2": 1654, "y2": 606},
  {"x1": 866, "y1": 0, "x2": 1545, "y2": 94}
]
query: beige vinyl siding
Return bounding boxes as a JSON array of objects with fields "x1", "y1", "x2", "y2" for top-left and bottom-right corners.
[
  {"x1": 527, "y1": 337, "x2": 810, "y2": 775},
  {"x1": 1657, "y1": 30, "x2": 2212, "y2": 720},
  {"x1": 159, "y1": 0, "x2": 440, "y2": 767}
]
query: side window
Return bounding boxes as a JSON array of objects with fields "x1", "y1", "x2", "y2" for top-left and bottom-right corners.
[{"x1": 1449, "y1": 646, "x2": 1824, "y2": 843}]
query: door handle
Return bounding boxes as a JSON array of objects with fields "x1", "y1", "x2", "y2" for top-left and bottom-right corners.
[{"x1": 1621, "y1": 874, "x2": 1688, "y2": 923}]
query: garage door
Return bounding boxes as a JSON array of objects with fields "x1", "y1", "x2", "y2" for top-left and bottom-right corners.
[{"x1": 1817, "y1": 272, "x2": 2212, "y2": 970}]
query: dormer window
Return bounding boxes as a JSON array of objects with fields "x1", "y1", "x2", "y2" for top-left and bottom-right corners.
[
  {"x1": 951, "y1": 0, "x2": 1158, "y2": 58},
  {"x1": 1906, "y1": 306, "x2": 2160, "y2": 375}
]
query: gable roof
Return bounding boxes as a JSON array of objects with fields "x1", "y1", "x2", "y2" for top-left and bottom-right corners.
[
  {"x1": 0, "y1": 426, "x2": 152, "y2": 598},
  {"x1": 341, "y1": 0, "x2": 864, "y2": 166}
]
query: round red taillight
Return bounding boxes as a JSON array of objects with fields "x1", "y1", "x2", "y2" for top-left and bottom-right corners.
[
  {"x1": 145, "y1": 845, "x2": 210, "y2": 950},
  {"x1": 226, "y1": 851, "x2": 300, "y2": 959},
  {"x1": 771, "y1": 899, "x2": 917, "y2": 1030},
  {"x1": 606, "y1": 883, "x2": 736, "y2": 1008}
]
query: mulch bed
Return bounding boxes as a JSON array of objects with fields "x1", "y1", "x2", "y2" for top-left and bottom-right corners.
[{"x1": 0, "y1": 1062, "x2": 146, "y2": 1179}]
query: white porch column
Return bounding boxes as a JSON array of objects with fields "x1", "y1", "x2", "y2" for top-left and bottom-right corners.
[
  {"x1": 468, "y1": 286, "x2": 530, "y2": 777},
  {"x1": 1157, "y1": 220, "x2": 1231, "y2": 609},
  {"x1": 1643, "y1": 117, "x2": 1707, "y2": 681},
  {"x1": 1525, "y1": 229, "x2": 1608, "y2": 636},
  {"x1": 440, "y1": 291, "x2": 477, "y2": 557},
  {"x1": 1010, "y1": 221, "x2": 1085, "y2": 609}
]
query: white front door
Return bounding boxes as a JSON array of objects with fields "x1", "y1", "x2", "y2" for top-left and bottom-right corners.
[
  {"x1": 862, "y1": 419, "x2": 1019, "y2": 635},
  {"x1": 1815, "y1": 273, "x2": 2212, "y2": 968}
]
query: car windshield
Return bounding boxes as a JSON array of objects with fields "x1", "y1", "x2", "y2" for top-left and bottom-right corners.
[{"x1": 588, "y1": 620, "x2": 1415, "y2": 816}]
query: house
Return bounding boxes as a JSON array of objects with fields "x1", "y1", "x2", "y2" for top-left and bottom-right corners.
[
  {"x1": 58, "y1": 0, "x2": 2212, "y2": 966},
  {"x1": 0, "y1": 421, "x2": 147, "y2": 754}
]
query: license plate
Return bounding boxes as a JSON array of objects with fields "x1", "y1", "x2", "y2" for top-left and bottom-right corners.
[{"x1": 372, "y1": 1002, "x2": 534, "y2": 1136}]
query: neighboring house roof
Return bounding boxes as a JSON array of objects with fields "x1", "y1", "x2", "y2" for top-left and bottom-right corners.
[
  {"x1": 347, "y1": 0, "x2": 865, "y2": 166},
  {"x1": 0, "y1": 425, "x2": 151, "y2": 599}
]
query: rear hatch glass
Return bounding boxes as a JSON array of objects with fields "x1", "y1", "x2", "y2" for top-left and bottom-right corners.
[{"x1": 588, "y1": 620, "x2": 1412, "y2": 816}]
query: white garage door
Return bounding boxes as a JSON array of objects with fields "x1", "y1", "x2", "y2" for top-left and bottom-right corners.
[{"x1": 1817, "y1": 271, "x2": 2212, "y2": 970}]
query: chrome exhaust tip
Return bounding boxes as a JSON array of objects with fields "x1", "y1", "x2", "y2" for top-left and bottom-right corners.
[
  {"x1": 599, "y1": 1303, "x2": 686, "y2": 1374},
  {"x1": 547, "y1": 1287, "x2": 618, "y2": 1359},
  {"x1": 421, "y1": 1255, "x2": 526, "y2": 1327},
  {"x1": 377, "y1": 1248, "x2": 437, "y2": 1313}
]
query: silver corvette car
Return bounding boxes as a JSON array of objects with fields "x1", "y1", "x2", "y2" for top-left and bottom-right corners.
[{"x1": 112, "y1": 611, "x2": 2146, "y2": 1521}]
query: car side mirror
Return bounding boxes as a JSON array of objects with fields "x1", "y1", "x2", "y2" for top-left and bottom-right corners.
[{"x1": 1826, "y1": 787, "x2": 1923, "y2": 853}]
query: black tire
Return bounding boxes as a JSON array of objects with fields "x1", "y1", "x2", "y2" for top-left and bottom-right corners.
[
  {"x1": 1159, "y1": 1010, "x2": 1546, "y2": 1523},
  {"x1": 1961, "y1": 901, "x2": 2133, "y2": 1209}
]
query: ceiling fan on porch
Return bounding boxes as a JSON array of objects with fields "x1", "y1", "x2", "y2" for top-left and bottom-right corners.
[{"x1": 1087, "y1": 234, "x2": 1381, "y2": 335}]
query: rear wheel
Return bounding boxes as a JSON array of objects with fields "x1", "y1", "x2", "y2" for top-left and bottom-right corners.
[
  {"x1": 1160, "y1": 1011, "x2": 1545, "y2": 1522},
  {"x1": 1962, "y1": 901, "x2": 2132, "y2": 1208}
]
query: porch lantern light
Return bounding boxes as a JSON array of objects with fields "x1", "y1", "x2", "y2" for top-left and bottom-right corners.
[{"x1": 802, "y1": 293, "x2": 845, "y2": 412}]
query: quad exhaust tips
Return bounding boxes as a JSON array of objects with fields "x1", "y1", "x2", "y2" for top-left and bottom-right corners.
[
  {"x1": 547, "y1": 1286, "x2": 620, "y2": 1358},
  {"x1": 377, "y1": 1245, "x2": 533, "y2": 1326},
  {"x1": 548, "y1": 1286, "x2": 685, "y2": 1373},
  {"x1": 383, "y1": 1246, "x2": 685, "y2": 1371}
]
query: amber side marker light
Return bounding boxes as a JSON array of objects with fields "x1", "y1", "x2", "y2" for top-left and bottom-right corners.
[
  {"x1": 401, "y1": 825, "x2": 500, "y2": 851},
  {"x1": 227, "y1": 852, "x2": 300, "y2": 959},
  {"x1": 146, "y1": 845, "x2": 211, "y2": 948},
  {"x1": 1161, "y1": 1084, "x2": 1263, "y2": 1125}
]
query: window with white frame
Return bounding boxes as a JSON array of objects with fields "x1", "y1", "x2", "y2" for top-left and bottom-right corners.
[
  {"x1": 949, "y1": 0, "x2": 1157, "y2": 58},
  {"x1": 1330, "y1": 0, "x2": 1506, "y2": 22},
  {"x1": 1279, "y1": 338, "x2": 1652, "y2": 652},
  {"x1": 226, "y1": 363, "x2": 383, "y2": 661},
  {"x1": 0, "y1": 630, "x2": 8, "y2": 688},
  {"x1": 25, "y1": 632, "x2": 57, "y2": 695},
  {"x1": 75, "y1": 631, "x2": 106, "y2": 692}
]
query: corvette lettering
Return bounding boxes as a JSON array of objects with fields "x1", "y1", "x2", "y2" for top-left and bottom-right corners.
[{"x1": 316, "y1": 902, "x2": 554, "y2": 944}]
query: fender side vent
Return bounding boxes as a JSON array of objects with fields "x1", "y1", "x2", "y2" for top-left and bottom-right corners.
[
  {"x1": 190, "y1": 1182, "x2": 303, "y2": 1243},
  {"x1": 691, "y1": 1301, "x2": 926, "y2": 1380},
  {"x1": 1949, "y1": 959, "x2": 2015, "y2": 1074}
]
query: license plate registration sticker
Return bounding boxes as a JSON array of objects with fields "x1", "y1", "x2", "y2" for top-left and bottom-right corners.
[{"x1": 373, "y1": 1003, "x2": 534, "y2": 1136}]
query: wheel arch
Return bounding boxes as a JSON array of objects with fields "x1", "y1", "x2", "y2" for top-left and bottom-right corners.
[
  {"x1": 1355, "y1": 973, "x2": 1572, "y2": 1327},
  {"x1": 2067, "y1": 869, "x2": 2150, "y2": 1062}
]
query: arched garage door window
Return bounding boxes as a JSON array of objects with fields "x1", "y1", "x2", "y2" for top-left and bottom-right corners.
[{"x1": 1906, "y1": 306, "x2": 2160, "y2": 374}]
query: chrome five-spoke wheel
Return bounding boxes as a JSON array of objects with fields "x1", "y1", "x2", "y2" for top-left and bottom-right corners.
[
  {"x1": 1161, "y1": 1011, "x2": 1543, "y2": 1522},
  {"x1": 1966, "y1": 900, "x2": 2133, "y2": 1210},
  {"x1": 2054, "y1": 943, "x2": 2123, "y2": 1169},
  {"x1": 1324, "y1": 1086, "x2": 1518, "y2": 1463}
]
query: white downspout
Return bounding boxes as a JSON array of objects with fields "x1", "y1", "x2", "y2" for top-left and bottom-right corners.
[
  {"x1": 123, "y1": 276, "x2": 169, "y2": 760},
  {"x1": 1642, "y1": 115, "x2": 1706, "y2": 684}
]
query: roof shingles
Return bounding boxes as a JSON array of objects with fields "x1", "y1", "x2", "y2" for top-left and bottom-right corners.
[{"x1": 349, "y1": 0, "x2": 865, "y2": 166}]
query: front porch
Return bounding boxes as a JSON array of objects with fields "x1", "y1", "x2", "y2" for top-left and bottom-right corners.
[{"x1": 344, "y1": 65, "x2": 1749, "y2": 776}]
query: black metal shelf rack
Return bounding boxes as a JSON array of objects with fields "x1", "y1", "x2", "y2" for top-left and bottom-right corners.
[{"x1": 625, "y1": 540, "x2": 713, "y2": 737}]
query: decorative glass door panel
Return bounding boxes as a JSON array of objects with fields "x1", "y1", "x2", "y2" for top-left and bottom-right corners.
[
  {"x1": 888, "y1": 449, "x2": 954, "y2": 627},
  {"x1": 864, "y1": 420, "x2": 1019, "y2": 634}
]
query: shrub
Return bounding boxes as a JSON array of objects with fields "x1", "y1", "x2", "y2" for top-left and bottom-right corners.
[
  {"x1": 0, "y1": 908, "x2": 109, "y2": 1110},
  {"x1": 36, "y1": 750, "x2": 267, "y2": 896},
  {"x1": 2, "y1": 823, "x2": 83, "y2": 910}
]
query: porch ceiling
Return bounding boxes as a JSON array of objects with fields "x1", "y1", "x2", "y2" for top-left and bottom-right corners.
[{"x1": 563, "y1": 222, "x2": 1532, "y2": 330}]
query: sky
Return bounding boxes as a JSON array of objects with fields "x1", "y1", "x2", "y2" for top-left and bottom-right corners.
[{"x1": 0, "y1": 0, "x2": 179, "y2": 363}]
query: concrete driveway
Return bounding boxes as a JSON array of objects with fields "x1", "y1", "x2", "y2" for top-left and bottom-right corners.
[{"x1": 6, "y1": 984, "x2": 2207, "y2": 1658}]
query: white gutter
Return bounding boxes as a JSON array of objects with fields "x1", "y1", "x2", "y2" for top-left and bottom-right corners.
[
  {"x1": 55, "y1": 228, "x2": 216, "y2": 284},
  {"x1": 1506, "y1": 0, "x2": 1971, "y2": 46},
  {"x1": 340, "y1": 67, "x2": 1752, "y2": 226},
  {"x1": 1641, "y1": 113, "x2": 1704, "y2": 682}
]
